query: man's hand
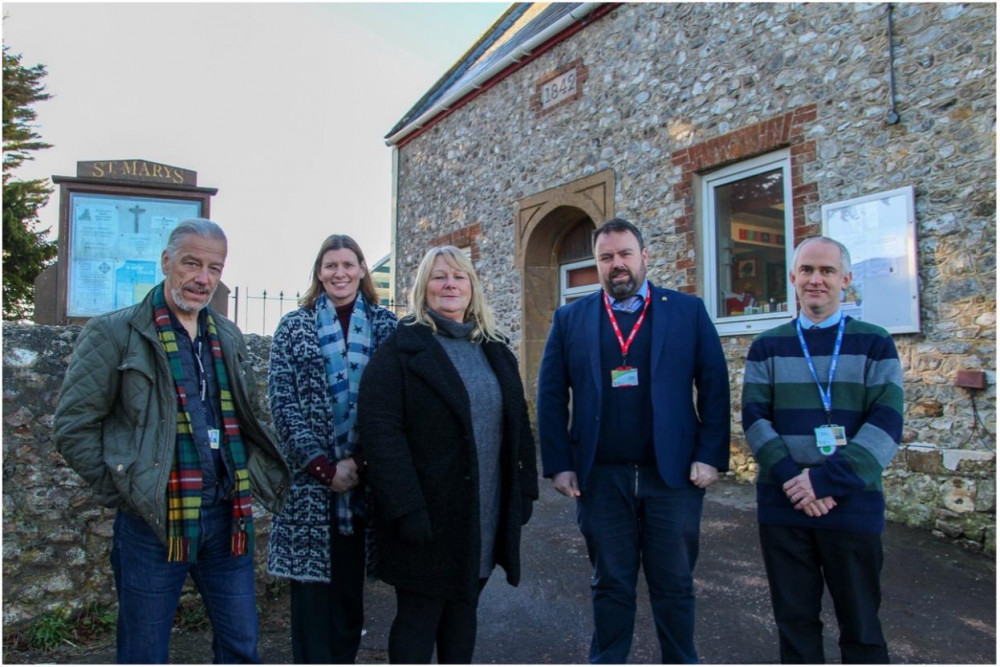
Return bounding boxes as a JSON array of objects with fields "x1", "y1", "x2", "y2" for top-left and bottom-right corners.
[
  {"x1": 782, "y1": 470, "x2": 817, "y2": 510},
  {"x1": 801, "y1": 496, "x2": 837, "y2": 518},
  {"x1": 330, "y1": 458, "x2": 360, "y2": 494},
  {"x1": 689, "y1": 462, "x2": 719, "y2": 489},
  {"x1": 553, "y1": 471, "x2": 581, "y2": 497}
]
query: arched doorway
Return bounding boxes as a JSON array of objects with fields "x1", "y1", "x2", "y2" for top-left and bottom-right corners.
[{"x1": 515, "y1": 169, "x2": 614, "y2": 405}]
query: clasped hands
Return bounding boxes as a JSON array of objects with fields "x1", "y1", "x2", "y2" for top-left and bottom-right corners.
[
  {"x1": 782, "y1": 469, "x2": 837, "y2": 518},
  {"x1": 329, "y1": 458, "x2": 361, "y2": 494}
]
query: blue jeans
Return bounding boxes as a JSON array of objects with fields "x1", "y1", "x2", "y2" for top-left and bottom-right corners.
[
  {"x1": 577, "y1": 464, "x2": 705, "y2": 664},
  {"x1": 111, "y1": 505, "x2": 260, "y2": 663}
]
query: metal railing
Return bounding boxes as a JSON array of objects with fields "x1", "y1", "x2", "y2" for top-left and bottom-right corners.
[{"x1": 229, "y1": 287, "x2": 407, "y2": 335}]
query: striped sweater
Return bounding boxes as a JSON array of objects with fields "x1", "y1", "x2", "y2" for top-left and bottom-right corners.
[{"x1": 742, "y1": 316, "x2": 904, "y2": 534}]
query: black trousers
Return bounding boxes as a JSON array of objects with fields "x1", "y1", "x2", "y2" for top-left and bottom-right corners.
[
  {"x1": 759, "y1": 523, "x2": 889, "y2": 664},
  {"x1": 388, "y1": 579, "x2": 488, "y2": 664},
  {"x1": 289, "y1": 520, "x2": 366, "y2": 664}
]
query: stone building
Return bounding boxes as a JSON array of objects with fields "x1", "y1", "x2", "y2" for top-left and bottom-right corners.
[{"x1": 385, "y1": 3, "x2": 996, "y2": 547}]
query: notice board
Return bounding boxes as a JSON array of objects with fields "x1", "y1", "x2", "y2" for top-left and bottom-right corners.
[{"x1": 821, "y1": 186, "x2": 920, "y2": 334}]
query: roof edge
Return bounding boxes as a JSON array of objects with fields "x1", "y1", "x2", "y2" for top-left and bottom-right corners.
[{"x1": 385, "y1": 3, "x2": 611, "y2": 147}]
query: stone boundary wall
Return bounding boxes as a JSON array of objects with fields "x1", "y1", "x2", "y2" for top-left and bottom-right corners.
[
  {"x1": 3, "y1": 320, "x2": 995, "y2": 627},
  {"x1": 2, "y1": 324, "x2": 277, "y2": 628}
]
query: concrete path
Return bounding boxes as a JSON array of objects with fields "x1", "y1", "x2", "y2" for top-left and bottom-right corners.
[{"x1": 15, "y1": 480, "x2": 994, "y2": 664}]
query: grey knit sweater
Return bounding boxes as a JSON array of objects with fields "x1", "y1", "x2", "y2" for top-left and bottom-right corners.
[{"x1": 429, "y1": 310, "x2": 503, "y2": 578}]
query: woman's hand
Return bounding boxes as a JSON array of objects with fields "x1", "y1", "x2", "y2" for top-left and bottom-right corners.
[{"x1": 329, "y1": 458, "x2": 360, "y2": 493}]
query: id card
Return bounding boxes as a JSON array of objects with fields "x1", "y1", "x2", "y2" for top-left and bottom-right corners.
[
  {"x1": 208, "y1": 429, "x2": 221, "y2": 450},
  {"x1": 814, "y1": 425, "x2": 847, "y2": 456},
  {"x1": 611, "y1": 366, "x2": 639, "y2": 388}
]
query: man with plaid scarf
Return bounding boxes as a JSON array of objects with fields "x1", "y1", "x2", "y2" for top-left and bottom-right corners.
[{"x1": 54, "y1": 219, "x2": 290, "y2": 663}]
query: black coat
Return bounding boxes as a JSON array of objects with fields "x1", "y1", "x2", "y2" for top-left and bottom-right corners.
[{"x1": 358, "y1": 319, "x2": 539, "y2": 602}]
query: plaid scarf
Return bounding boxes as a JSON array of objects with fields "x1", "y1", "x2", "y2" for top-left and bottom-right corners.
[
  {"x1": 152, "y1": 283, "x2": 254, "y2": 562},
  {"x1": 316, "y1": 293, "x2": 372, "y2": 535}
]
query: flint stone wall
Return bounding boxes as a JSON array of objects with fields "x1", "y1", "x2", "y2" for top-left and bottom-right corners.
[
  {"x1": 2, "y1": 323, "x2": 278, "y2": 628},
  {"x1": 391, "y1": 3, "x2": 995, "y2": 552}
]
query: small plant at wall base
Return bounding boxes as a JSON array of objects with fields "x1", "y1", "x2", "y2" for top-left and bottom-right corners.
[
  {"x1": 175, "y1": 597, "x2": 211, "y2": 631},
  {"x1": 74, "y1": 602, "x2": 117, "y2": 642},
  {"x1": 3, "y1": 602, "x2": 117, "y2": 654},
  {"x1": 7, "y1": 610, "x2": 73, "y2": 651}
]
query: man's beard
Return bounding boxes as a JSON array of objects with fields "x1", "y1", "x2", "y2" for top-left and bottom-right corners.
[
  {"x1": 170, "y1": 285, "x2": 215, "y2": 313},
  {"x1": 603, "y1": 267, "x2": 642, "y2": 299}
]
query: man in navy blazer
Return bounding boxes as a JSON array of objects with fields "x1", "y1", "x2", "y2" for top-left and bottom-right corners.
[{"x1": 537, "y1": 218, "x2": 730, "y2": 664}]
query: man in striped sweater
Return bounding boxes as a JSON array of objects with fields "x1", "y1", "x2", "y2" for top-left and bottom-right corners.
[{"x1": 742, "y1": 236, "x2": 904, "y2": 664}]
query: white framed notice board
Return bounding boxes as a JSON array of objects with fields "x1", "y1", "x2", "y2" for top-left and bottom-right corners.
[{"x1": 821, "y1": 186, "x2": 920, "y2": 334}]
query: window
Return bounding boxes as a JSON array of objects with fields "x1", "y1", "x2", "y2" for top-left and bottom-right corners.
[
  {"x1": 558, "y1": 220, "x2": 600, "y2": 305},
  {"x1": 560, "y1": 259, "x2": 600, "y2": 305},
  {"x1": 701, "y1": 150, "x2": 794, "y2": 335}
]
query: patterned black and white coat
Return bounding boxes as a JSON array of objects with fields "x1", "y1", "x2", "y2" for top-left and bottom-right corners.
[{"x1": 266, "y1": 296, "x2": 397, "y2": 582}]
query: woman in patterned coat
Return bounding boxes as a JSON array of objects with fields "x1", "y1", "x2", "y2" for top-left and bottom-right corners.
[{"x1": 267, "y1": 234, "x2": 397, "y2": 663}]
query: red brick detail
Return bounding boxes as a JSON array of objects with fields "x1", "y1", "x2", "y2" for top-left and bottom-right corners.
[
  {"x1": 667, "y1": 106, "x2": 819, "y2": 291},
  {"x1": 430, "y1": 222, "x2": 482, "y2": 262}
]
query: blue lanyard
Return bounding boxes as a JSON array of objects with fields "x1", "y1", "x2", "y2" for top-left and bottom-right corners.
[{"x1": 795, "y1": 314, "x2": 845, "y2": 424}]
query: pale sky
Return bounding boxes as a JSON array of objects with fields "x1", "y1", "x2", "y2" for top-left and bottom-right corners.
[{"x1": 3, "y1": 1, "x2": 508, "y2": 332}]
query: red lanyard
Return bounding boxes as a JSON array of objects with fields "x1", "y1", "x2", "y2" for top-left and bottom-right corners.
[{"x1": 602, "y1": 289, "x2": 651, "y2": 365}]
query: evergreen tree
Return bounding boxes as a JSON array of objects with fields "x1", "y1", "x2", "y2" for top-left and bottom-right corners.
[{"x1": 3, "y1": 45, "x2": 56, "y2": 321}]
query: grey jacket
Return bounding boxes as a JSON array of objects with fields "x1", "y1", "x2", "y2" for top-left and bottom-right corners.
[{"x1": 53, "y1": 287, "x2": 290, "y2": 547}]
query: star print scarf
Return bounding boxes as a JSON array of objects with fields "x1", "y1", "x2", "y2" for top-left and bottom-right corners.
[
  {"x1": 152, "y1": 283, "x2": 254, "y2": 563},
  {"x1": 316, "y1": 293, "x2": 373, "y2": 535}
]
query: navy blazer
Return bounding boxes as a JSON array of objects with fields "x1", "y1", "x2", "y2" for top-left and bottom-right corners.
[{"x1": 536, "y1": 283, "x2": 731, "y2": 490}]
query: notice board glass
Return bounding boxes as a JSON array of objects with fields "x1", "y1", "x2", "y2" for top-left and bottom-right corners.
[
  {"x1": 67, "y1": 193, "x2": 203, "y2": 317},
  {"x1": 821, "y1": 186, "x2": 920, "y2": 334}
]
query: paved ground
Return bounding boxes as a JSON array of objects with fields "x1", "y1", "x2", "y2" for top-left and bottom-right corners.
[{"x1": 8, "y1": 479, "x2": 995, "y2": 664}]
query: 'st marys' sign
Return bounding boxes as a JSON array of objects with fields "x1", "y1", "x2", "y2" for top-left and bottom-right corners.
[{"x1": 77, "y1": 159, "x2": 196, "y2": 186}]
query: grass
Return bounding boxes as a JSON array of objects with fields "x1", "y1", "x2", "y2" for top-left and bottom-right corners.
[{"x1": 4, "y1": 602, "x2": 116, "y2": 654}]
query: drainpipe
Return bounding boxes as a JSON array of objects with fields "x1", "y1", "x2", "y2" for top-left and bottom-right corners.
[
  {"x1": 385, "y1": 2, "x2": 604, "y2": 146},
  {"x1": 389, "y1": 145, "x2": 400, "y2": 310},
  {"x1": 886, "y1": 3, "x2": 900, "y2": 125}
]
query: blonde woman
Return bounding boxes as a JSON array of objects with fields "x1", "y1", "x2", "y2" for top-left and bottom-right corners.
[{"x1": 358, "y1": 246, "x2": 538, "y2": 664}]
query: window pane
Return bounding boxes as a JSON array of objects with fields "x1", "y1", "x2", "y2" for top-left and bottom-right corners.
[
  {"x1": 714, "y1": 168, "x2": 789, "y2": 317},
  {"x1": 566, "y1": 265, "x2": 599, "y2": 288}
]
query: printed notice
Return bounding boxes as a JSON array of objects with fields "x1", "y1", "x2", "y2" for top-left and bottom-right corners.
[
  {"x1": 115, "y1": 261, "x2": 158, "y2": 309},
  {"x1": 69, "y1": 259, "x2": 116, "y2": 315},
  {"x1": 73, "y1": 205, "x2": 119, "y2": 258}
]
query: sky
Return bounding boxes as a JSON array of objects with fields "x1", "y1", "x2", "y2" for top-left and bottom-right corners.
[{"x1": 3, "y1": 1, "x2": 509, "y2": 333}]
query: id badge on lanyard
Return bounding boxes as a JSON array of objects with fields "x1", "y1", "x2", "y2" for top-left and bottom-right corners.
[
  {"x1": 604, "y1": 290, "x2": 651, "y2": 389},
  {"x1": 797, "y1": 315, "x2": 848, "y2": 456}
]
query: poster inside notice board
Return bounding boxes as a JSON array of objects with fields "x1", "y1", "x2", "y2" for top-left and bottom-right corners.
[{"x1": 821, "y1": 186, "x2": 920, "y2": 334}]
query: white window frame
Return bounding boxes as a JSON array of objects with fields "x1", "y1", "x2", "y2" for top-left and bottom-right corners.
[
  {"x1": 701, "y1": 149, "x2": 795, "y2": 336},
  {"x1": 560, "y1": 258, "x2": 600, "y2": 306}
]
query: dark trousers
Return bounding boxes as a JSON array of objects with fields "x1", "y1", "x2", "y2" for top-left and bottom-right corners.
[
  {"x1": 111, "y1": 506, "x2": 259, "y2": 664},
  {"x1": 388, "y1": 579, "x2": 488, "y2": 664},
  {"x1": 577, "y1": 464, "x2": 705, "y2": 664},
  {"x1": 759, "y1": 523, "x2": 889, "y2": 664},
  {"x1": 289, "y1": 522, "x2": 365, "y2": 664}
]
